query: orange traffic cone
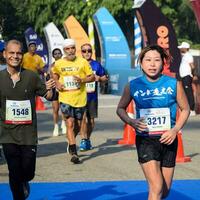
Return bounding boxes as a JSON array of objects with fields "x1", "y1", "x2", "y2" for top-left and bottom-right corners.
[
  {"x1": 36, "y1": 96, "x2": 46, "y2": 111},
  {"x1": 175, "y1": 109, "x2": 191, "y2": 163},
  {"x1": 118, "y1": 101, "x2": 136, "y2": 145},
  {"x1": 176, "y1": 131, "x2": 191, "y2": 163}
]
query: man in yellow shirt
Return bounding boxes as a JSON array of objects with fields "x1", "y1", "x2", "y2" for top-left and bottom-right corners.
[
  {"x1": 52, "y1": 39, "x2": 95, "y2": 164},
  {"x1": 22, "y1": 41, "x2": 45, "y2": 74}
]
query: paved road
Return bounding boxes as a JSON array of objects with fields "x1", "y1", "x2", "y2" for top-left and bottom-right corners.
[{"x1": 0, "y1": 94, "x2": 200, "y2": 183}]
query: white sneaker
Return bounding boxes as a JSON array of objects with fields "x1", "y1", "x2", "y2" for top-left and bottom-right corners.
[
  {"x1": 53, "y1": 124, "x2": 59, "y2": 137},
  {"x1": 61, "y1": 120, "x2": 66, "y2": 135},
  {"x1": 190, "y1": 110, "x2": 196, "y2": 116}
]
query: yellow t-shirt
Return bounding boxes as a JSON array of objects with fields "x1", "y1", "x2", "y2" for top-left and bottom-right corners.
[
  {"x1": 52, "y1": 57, "x2": 93, "y2": 107},
  {"x1": 22, "y1": 52, "x2": 45, "y2": 73}
]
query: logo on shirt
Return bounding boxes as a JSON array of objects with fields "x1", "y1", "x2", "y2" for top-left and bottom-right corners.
[
  {"x1": 134, "y1": 87, "x2": 174, "y2": 99},
  {"x1": 61, "y1": 66, "x2": 79, "y2": 72}
]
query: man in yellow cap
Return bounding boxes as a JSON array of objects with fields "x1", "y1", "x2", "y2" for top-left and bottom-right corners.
[{"x1": 22, "y1": 41, "x2": 45, "y2": 74}]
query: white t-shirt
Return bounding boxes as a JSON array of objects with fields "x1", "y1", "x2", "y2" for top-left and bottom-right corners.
[{"x1": 179, "y1": 52, "x2": 194, "y2": 78}]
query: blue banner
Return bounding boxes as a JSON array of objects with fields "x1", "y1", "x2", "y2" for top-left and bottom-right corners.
[
  {"x1": 24, "y1": 27, "x2": 49, "y2": 71},
  {"x1": 93, "y1": 7, "x2": 141, "y2": 95}
]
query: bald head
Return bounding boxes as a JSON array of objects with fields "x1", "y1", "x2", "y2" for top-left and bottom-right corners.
[{"x1": 5, "y1": 40, "x2": 23, "y2": 52}]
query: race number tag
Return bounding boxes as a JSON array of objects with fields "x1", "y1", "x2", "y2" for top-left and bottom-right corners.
[
  {"x1": 86, "y1": 70, "x2": 96, "y2": 93},
  {"x1": 139, "y1": 108, "x2": 171, "y2": 135},
  {"x1": 63, "y1": 76, "x2": 80, "y2": 91},
  {"x1": 5, "y1": 100, "x2": 32, "y2": 124},
  {"x1": 86, "y1": 82, "x2": 95, "y2": 93}
]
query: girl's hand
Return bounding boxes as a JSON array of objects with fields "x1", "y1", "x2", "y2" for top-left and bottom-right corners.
[
  {"x1": 130, "y1": 118, "x2": 148, "y2": 132},
  {"x1": 159, "y1": 128, "x2": 177, "y2": 145}
]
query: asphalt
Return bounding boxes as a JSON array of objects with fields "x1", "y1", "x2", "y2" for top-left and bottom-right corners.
[{"x1": 0, "y1": 94, "x2": 200, "y2": 183}]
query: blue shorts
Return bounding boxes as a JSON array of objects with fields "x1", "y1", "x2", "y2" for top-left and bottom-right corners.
[
  {"x1": 136, "y1": 135, "x2": 178, "y2": 167},
  {"x1": 60, "y1": 103, "x2": 85, "y2": 120}
]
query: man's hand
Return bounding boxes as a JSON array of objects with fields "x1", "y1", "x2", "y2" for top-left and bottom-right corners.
[
  {"x1": 45, "y1": 78, "x2": 55, "y2": 90},
  {"x1": 55, "y1": 81, "x2": 65, "y2": 91}
]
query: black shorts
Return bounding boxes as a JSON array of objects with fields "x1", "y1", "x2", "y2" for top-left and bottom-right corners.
[
  {"x1": 136, "y1": 135, "x2": 178, "y2": 167},
  {"x1": 60, "y1": 103, "x2": 85, "y2": 120},
  {"x1": 86, "y1": 100, "x2": 98, "y2": 119},
  {"x1": 52, "y1": 91, "x2": 59, "y2": 101}
]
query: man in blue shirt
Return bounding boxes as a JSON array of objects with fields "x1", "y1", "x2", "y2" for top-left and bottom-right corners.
[{"x1": 79, "y1": 43, "x2": 108, "y2": 151}]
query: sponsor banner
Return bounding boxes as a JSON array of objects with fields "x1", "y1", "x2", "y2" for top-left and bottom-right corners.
[
  {"x1": 93, "y1": 7, "x2": 142, "y2": 95},
  {"x1": 93, "y1": 7, "x2": 131, "y2": 70},
  {"x1": 136, "y1": 0, "x2": 181, "y2": 74},
  {"x1": 24, "y1": 27, "x2": 49, "y2": 71},
  {"x1": 190, "y1": 0, "x2": 200, "y2": 29},
  {"x1": 44, "y1": 22, "x2": 64, "y2": 65},
  {"x1": 63, "y1": 15, "x2": 95, "y2": 59}
]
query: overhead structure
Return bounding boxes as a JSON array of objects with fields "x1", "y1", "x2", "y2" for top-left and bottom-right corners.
[
  {"x1": 93, "y1": 7, "x2": 141, "y2": 95},
  {"x1": 190, "y1": 0, "x2": 200, "y2": 29},
  {"x1": 63, "y1": 15, "x2": 95, "y2": 59},
  {"x1": 44, "y1": 22, "x2": 64, "y2": 65},
  {"x1": 134, "y1": 0, "x2": 181, "y2": 76}
]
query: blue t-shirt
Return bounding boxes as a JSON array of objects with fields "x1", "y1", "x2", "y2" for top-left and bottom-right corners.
[
  {"x1": 130, "y1": 74, "x2": 177, "y2": 136},
  {"x1": 87, "y1": 59, "x2": 105, "y2": 102}
]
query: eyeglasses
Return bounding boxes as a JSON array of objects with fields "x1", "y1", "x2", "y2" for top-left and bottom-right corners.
[{"x1": 81, "y1": 49, "x2": 92, "y2": 53}]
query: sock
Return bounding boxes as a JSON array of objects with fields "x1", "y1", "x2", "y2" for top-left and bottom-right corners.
[{"x1": 69, "y1": 144, "x2": 77, "y2": 154}]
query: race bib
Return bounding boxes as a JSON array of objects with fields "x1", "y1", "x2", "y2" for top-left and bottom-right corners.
[
  {"x1": 5, "y1": 100, "x2": 32, "y2": 124},
  {"x1": 86, "y1": 82, "x2": 95, "y2": 93},
  {"x1": 63, "y1": 76, "x2": 80, "y2": 91},
  {"x1": 86, "y1": 70, "x2": 96, "y2": 93},
  {"x1": 139, "y1": 108, "x2": 171, "y2": 135}
]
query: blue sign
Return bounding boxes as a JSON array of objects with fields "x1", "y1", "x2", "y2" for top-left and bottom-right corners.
[
  {"x1": 93, "y1": 7, "x2": 142, "y2": 95},
  {"x1": 0, "y1": 40, "x2": 4, "y2": 51},
  {"x1": 24, "y1": 27, "x2": 49, "y2": 71}
]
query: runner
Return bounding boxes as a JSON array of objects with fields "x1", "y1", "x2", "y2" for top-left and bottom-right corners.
[
  {"x1": 51, "y1": 39, "x2": 94, "y2": 164},
  {"x1": 117, "y1": 45, "x2": 190, "y2": 200},
  {"x1": 22, "y1": 41, "x2": 45, "y2": 74},
  {"x1": 0, "y1": 39, "x2": 55, "y2": 200},
  {"x1": 79, "y1": 43, "x2": 108, "y2": 151},
  {"x1": 49, "y1": 48, "x2": 66, "y2": 136}
]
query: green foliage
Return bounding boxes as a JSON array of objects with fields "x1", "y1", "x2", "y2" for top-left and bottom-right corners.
[
  {"x1": 0, "y1": 0, "x2": 199, "y2": 49},
  {"x1": 153, "y1": 0, "x2": 200, "y2": 48}
]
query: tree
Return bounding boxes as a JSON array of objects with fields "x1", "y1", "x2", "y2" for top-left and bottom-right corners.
[{"x1": 0, "y1": 0, "x2": 199, "y2": 49}]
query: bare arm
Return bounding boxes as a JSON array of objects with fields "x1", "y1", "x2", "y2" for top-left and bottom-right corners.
[
  {"x1": 43, "y1": 78, "x2": 56, "y2": 100},
  {"x1": 190, "y1": 62, "x2": 195, "y2": 71},
  {"x1": 116, "y1": 84, "x2": 132, "y2": 124},
  {"x1": 74, "y1": 74, "x2": 95, "y2": 84},
  {"x1": 96, "y1": 75, "x2": 109, "y2": 82},
  {"x1": 173, "y1": 81, "x2": 190, "y2": 131},
  {"x1": 160, "y1": 81, "x2": 190, "y2": 144},
  {"x1": 116, "y1": 84, "x2": 147, "y2": 132}
]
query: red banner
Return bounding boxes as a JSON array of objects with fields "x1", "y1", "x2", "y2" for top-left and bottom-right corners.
[{"x1": 190, "y1": 0, "x2": 200, "y2": 29}]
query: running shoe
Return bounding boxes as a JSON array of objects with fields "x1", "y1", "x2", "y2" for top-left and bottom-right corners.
[
  {"x1": 53, "y1": 124, "x2": 59, "y2": 137},
  {"x1": 70, "y1": 154, "x2": 80, "y2": 164},
  {"x1": 79, "y1": 139, "x2": 87, "y2": 151},
  {"x1": 86, "y1": 139, "x2": 93, "y2": 150},
  {"x1": 61, "y1": 120, "x2": 66, "y2": 135}
]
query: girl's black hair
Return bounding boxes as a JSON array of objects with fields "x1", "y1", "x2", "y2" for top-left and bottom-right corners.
[{"x1": 138, "y1": 44, "x2": 172, "y2": 66}]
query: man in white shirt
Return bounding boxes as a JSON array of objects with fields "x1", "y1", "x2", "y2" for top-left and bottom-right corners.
[{"x1": 178, "y1": 42, "x2": 195, "y2": 113}]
